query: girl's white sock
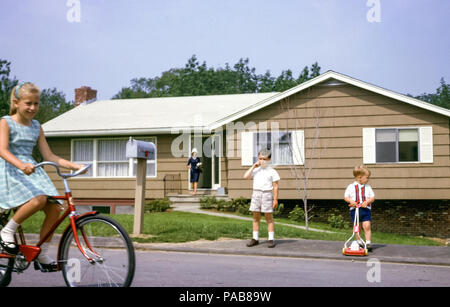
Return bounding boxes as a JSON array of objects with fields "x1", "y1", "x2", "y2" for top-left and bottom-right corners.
[
  {"x1": 268, "y1": 232, "x2": 275, "y2": 241},
  {"x1": 37, "y1": 242, "x2": 55, "y2": 264},
  {"x1": 253, "y1": 231, "x2": 259, "y2": 241},
  {"x1": 1, "y1": 218, "x2": 20, "y2": 243}
]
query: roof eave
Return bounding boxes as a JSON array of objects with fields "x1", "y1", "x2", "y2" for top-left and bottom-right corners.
[{"x1": 209, "y1": 71, "x2": 449, "y2": 130}]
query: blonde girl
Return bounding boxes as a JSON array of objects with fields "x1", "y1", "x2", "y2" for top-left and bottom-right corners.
[{"x1": 0, "y1": 82, "x2": 84, "y2": 272}]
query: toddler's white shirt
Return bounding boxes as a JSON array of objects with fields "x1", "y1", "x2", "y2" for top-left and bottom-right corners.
[
  {"x1": 344, "y1": 181, "x2": 375, "y2": 210},
  {"x1": 252, "y1": 166, "x2": 280, "y2": 191}
]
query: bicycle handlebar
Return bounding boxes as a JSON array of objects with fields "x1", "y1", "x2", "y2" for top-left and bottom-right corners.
[{"x1": 34, "y1": 161, "x2": 92, "y2": 179}]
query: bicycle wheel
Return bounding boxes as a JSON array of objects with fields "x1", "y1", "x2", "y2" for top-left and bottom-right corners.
[
  {"x1": 0, "y1": 214, "x2": 14, "y2": 287},
  {"x1": 59, "y1": 214, "x2": 135, "y2": 287}
]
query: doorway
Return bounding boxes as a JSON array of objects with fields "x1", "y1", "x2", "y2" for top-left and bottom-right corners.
[{"x1": 189, "y1": 134, "x2": 221, "y2": 190}]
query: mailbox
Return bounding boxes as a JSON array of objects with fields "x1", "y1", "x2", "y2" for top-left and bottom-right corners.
[{"x1": 126, "y1": 137, "x2": 156, "y2": 159}]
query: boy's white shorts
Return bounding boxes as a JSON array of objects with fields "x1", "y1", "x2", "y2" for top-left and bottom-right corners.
[{"x1": 249, "y1": 190, "x2": 273, "y2": 213}]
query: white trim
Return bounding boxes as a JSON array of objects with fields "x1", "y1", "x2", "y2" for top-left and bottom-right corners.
[
  {"x1": 291, "y1": 130, "x2": 305, "y2": 165},
  {"x1": 362, "y1": 128, "x2": 376, "y2": 164},
  {"x1": 419, "y1": 126, "x2": 433, "y2": 163},
  {"x1": 241, "y1": 131, "x2": 254, "y2": 166}
]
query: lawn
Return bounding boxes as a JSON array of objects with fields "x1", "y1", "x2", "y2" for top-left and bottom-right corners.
[{"x1": 20, "y1": 210, "x2": 441, "y2": 246}]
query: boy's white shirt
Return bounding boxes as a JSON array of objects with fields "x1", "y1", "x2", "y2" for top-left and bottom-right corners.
[
  {"x1": 344, "y1": 181, "x2": 375, "y2": 210},
  {"x1": 252, "y1": 166, "x2": 280, "y2": 191}
]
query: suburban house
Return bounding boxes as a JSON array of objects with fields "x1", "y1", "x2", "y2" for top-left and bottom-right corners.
[{"x1": 42, "y1": 71, "x2": 450, "y2": 237}]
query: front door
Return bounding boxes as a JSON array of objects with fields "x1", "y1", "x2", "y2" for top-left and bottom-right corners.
[{"x1": 190, "y1": 135, "x2": 221, "y2": 190}]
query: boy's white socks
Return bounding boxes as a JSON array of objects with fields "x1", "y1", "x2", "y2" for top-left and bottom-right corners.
[
  {"x1": 253, "y1": 231, "x2": 259, "y2": 241},
  {"x1": 268, "y1": 232, "x2": 275, "y2": 241},
  {"x1": 1, "y1": 218, "x2": 20, "y2": 243}
]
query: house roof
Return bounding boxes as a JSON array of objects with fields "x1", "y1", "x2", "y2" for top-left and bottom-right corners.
[
  {"x1": 43, "y1": 71, "x2": 450, "y2": 137},
  {"x1": 42, "y1": 92, "x2": 278, "y2": 136},
  {"x1": 208, "y1": 70, "x2": 450, "y2": 129}
]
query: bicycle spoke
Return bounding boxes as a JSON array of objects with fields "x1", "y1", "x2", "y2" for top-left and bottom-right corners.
[{"x1": 59, "y1": 215, "x2": 135, "y2": 287}]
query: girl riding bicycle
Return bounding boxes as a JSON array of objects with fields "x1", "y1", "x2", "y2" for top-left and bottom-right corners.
[{"x1": 0, "y1": 82, "x2": 85, "y2": 272}]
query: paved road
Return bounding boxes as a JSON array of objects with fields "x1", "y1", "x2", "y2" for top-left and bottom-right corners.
[{"x1": 7, "y1": 249, "x2": 450, "y2": 287}]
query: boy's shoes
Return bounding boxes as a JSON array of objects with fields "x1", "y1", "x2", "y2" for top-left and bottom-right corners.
[
  {"x1": 246, "y1": 239, "x2": 259, "y2": 247},
  {"x1": 267, "y1": 240, "x2": 275, "y2": 248}
]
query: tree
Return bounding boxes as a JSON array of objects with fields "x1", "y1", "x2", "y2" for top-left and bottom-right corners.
[
  {"x1": 35, "y1": 88, "x2": 73, "y2": 124},
  {"x1": 0, "y1": 58, "x2": 73, "y2": 122},
  {"x1": 112, "y1": 55, "x2": 322, "y2": 99},
  {"x1": 409, "y1": 78, "x2": 450, "y2": 110},
  {"x1": 280, "y1": 95, "x2": 324, "y2": 231},
  {"x1": 0, "y1": 59, "x2": 18, "y2": 116}
]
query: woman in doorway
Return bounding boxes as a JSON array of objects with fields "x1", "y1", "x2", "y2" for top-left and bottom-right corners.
[{"x1": 187, "y1": 148, "x2": 202, "y2": 195}]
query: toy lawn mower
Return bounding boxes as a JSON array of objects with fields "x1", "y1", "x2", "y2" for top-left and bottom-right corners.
[{"x1": 342, "y1": 205, "x2": 368, "y2": 256}]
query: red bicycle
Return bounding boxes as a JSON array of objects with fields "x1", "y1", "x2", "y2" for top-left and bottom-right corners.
[{"x1": 0, "y1": 162, "x2": 135, "y2": 287}]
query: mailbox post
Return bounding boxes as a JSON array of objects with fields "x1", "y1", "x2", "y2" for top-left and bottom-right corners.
[{"x1": 126, "y1": 137, "x2": 156, "y2": 236}]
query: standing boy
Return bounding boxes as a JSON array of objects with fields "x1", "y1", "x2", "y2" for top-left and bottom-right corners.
[
  {"x1": 344, "y1": 165, "x2": 375, "y2": 251},
  {"x1": 243, "y1": 149, "x2": 280, "y2": 248}
]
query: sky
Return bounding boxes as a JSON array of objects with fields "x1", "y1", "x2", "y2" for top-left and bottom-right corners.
[{"x1": 1, "y1": 0, "x2": 449, "y2": 102}]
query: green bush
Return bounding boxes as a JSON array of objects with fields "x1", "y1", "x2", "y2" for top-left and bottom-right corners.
[
  {"x1": 288, "y1": 205, "x2": 305, "y2": 222},
  {"x1": 216, "y1": 199, "x2": 231, "y2": 211},
  {"x1": 199, "y1": 196, "x2": 217, "y2": 209},
  {"x1": 237, "y1": 203, "x2": 252, "y2": 215},
  {"x1": 233, "y1": 197, "x2": 251, "y2": 215},
  {"x1": 273, "y1": 203, "x2": 285, "y2": 217},
  {"x1": 328, "y1": 214, "x2": 350, "y2": 229},
  {"x1": 145, "y1": 198, "x2": 171, "y2": 213}
]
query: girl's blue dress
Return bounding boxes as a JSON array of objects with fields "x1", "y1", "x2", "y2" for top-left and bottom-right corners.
[{"x1": 0, "y1": 116, "x2": 60, "y2": 210}]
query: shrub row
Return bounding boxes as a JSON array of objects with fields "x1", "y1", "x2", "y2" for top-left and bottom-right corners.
[
  {"x1": 145, "y1": 198, "x2": 171, "y2": 213},
  {"x1": 199, "y1": 196, "x2": 349, "y2": 229}
]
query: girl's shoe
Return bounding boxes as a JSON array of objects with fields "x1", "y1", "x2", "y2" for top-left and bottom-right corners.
[
  {"x1": 34, "y1": 261, "x2": 59, "y2": 273},
  {"x1": 0, "y1": 239, "x2": 19, "y2": 255}
]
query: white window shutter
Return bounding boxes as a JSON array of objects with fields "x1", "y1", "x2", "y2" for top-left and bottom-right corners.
[
  {"x1": 362, "y1": 128, "x2": 376, "y2": 164},
  {"x1": 241, "y1": 132, "x2": 254, "y2": 166},
  {"x1": 291, "y1": 130, "x2": 305, "y2": 165},
  {"x1": 419, "y1": 127, "x2": 433, "y2": 163}
]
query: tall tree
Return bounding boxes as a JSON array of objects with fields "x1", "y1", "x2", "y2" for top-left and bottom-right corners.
[
  {"x1": 0, "y1": 58, "x2": 73, "y2": 122},
  {"x1": 411, "y1": 78, "x2": 449, "y2": 110},
  {"x1": 35, "y1": 88, "x2": 73, "y2": 124},
  {"x1": 0, "y1": 59, "x2": 18, "y2": 116},
  {"x1": 113, "y1": 55, "x2": 322, "y2": 99}
]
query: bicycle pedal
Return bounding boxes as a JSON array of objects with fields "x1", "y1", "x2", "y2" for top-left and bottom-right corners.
[{"x1": 34, "y1": 261, "x2": 59, "y2": 273}]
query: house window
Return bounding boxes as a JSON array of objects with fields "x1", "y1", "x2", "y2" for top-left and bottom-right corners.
[
  {"x1": 363, "y1": 127, "x2": 432, "y2": 164},
  {"x1": 72, "y1": 137, "x2": 157, "y2": 177},
  {"x1": 72, "y1": 140, "x2": 94, "y2": 177},
  {"x1": 98, "y1": 139, "x2": 129, "y2": 177},
  {"x1": 241, "y1": 130, "x2": 304, "y2": 166},
  {"x1": 253, "y1": 132, "x2": 294, "y2": 165},
  {"x1": 375, "y1": 128, "x2": 419, "y2": 163}
]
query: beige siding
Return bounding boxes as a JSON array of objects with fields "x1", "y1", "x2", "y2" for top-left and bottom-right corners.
[
  {"x1": 46, "y1": 84, "x2": 450, "y2": 201},
  {"x1": 227, "y1": 84, "x2": 450, "y2": 200}
]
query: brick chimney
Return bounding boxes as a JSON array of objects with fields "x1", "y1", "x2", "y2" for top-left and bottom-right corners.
[{"x1": 74, "y1": 86, "x2": 97, "y2": 107}]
